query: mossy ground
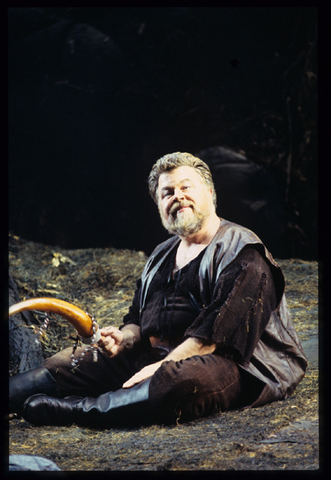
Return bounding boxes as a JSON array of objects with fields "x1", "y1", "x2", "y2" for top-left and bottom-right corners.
[{"x1": 8, "y1": 235, "x2": 319, "y2": 471}]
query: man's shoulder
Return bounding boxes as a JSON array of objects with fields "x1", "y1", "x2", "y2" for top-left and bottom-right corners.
[
  {"x1": 209, "y1": 218, "x2": 281, "y2": 283},
  {"x1": 203, "y1": 219, "x2": 259, "y2": 262},
  {"x1": 215, "y1": 219, "x2": 262, "y2": 244},
  {"x1": 150, "y1": 235, "x2": 180, "y2": 257},
  {"x1": 143, "y1": 236, "x2": 179, "y2": 276},
  {"x1": 140, "y1": 235, "x2": 180, "y2": 289},
  {"x1": 202, "y1": 218, "x2": 270, "y2": 273}
]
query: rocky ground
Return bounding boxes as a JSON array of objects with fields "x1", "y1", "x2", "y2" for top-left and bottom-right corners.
[{"x1": 7, "y1": 234, "x2": 319, "y2": 471}]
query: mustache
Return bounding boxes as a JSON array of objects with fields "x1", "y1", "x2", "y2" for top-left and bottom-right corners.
[{"x1": 169, "y1": 201, "x2": 193, "y2": 216}]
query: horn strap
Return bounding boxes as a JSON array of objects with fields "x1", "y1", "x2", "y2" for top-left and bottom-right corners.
[{"x1": 9, "y1": 297, "x2": 100, "y2": 343}]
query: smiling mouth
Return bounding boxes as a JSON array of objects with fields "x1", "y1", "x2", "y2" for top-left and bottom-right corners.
[{"x1": 170, "y1": 203, "x2": 192, "y2": 217}]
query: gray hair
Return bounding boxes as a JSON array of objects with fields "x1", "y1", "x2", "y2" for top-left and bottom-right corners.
[{"x1": 148, "y1": 152, "x2": 217, "y2": 207}]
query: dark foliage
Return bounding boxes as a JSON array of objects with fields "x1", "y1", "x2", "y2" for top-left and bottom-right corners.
[{"x1": 8, "y1": 8, "x2": 317, "y2": 259}]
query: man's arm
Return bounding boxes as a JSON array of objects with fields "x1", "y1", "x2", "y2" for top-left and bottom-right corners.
[
  {"x1": 165, "y1": 336, "x2": 217, "y2": 361},
  {"x1": 123, "y1": 337, "x2": 216, "y2": 388}
]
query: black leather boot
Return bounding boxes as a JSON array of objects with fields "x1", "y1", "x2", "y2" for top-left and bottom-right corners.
[
  {"x1": 9, "y1": 366, "x2": 60, "y2": 416},
  {"x1": 22, "y1": 378, "x2": 156, "y2": 428}
]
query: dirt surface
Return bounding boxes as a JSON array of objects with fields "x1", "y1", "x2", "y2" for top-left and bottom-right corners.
[{"x1": 8, "y1": 234, "x2": 319, "y2": 471}]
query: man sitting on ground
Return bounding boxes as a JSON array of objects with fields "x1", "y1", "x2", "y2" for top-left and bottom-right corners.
[{"x1": 10, "y1": 152, "x2": 307, "y2": 428}]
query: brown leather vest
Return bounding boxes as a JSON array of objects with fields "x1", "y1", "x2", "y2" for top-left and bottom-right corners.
[{"x1": 140, "y1": 218, "x2": 308, "y2": 405}]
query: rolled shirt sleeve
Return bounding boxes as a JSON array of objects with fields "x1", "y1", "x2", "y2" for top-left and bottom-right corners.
[{"x1": 184, "y1": 247, "x2": 277, "y2": 363}]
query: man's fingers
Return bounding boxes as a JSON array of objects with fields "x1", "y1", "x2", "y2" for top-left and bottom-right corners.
[
  {"x1": 122, "y1": 377, "x2": 137, "y2": 388},
  {"x1": 100, "y1": 326, "x2": 117, "y2": 336},
  {"x1": 122, "y1": 371, "x2": 143, "y2": 388},
  {"x1": 109, "y1": 329, "x2": 123, "y2": 342},
  {"x1": 104, "y1": 337, "x2": 115, "y2": 349},
  {"x1": 99, "y1": 327, "x2": 123, "y2": 342},
  {"x1": 98, "y1": 327, "x2": 123, "y2": 353},
  {"x1": 97, "y1": 336, "x2": 116, "y2": 356},
  {"x1": 122, "y1": 362, "x2": 161, "y2": 388}
]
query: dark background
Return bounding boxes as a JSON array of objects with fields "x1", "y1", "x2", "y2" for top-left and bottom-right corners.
[{"x1": 8, "y1": 7, "x2": 317, "y2": 259}]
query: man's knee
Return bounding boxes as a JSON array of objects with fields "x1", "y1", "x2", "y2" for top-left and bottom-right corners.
[{"x1": 149, "y1": 355, "x2": 241, "y2": 424}]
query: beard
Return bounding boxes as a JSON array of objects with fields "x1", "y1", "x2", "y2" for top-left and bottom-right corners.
[{"x1": 159, "y1": 202, "x2": 208, "y2": 237}]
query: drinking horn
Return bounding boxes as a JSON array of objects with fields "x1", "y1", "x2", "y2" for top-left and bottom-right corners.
[{"x1": 9, "y1": 297, "x2": 101, "y2": 344}]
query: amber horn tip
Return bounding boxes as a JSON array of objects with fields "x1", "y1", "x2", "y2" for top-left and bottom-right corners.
[{"x1": 9, "y1": 297, "x2": 99, "y2": 342}]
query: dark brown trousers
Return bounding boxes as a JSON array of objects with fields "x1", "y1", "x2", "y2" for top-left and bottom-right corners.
[{"x1": 44, "y1": 345, "x2": 242, "y2": 424}]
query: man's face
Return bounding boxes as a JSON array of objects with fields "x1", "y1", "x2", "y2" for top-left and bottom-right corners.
[{"x1": 157, "y1": 166, "x2": 215, "y2": 237}]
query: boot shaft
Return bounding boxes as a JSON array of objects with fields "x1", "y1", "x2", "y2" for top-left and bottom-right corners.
[
  {"x1": 9, "y1": 366, "x2": 60, "y2": 415},
  {"x1": 22, "y1": 378, "x2": 156, "y2": 428}
]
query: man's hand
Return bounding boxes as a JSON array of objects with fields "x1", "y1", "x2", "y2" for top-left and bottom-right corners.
[
  {"x1": 97, "y1": 326, "x2": 125, "y2": 358},
  {"x1": 98, "y1": 324, "x2": 140, "y2": 358},
  {"x1": 122, "y1": 361, "x2": 163, "y2": 388},
  {"x1": 122, "y1": 337, "x2": 217, "y2": 388}
]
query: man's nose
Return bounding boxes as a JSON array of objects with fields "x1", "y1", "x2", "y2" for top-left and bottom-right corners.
[{"x1": 173, "y1": 188, "x2": 185, "y2": 200}]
